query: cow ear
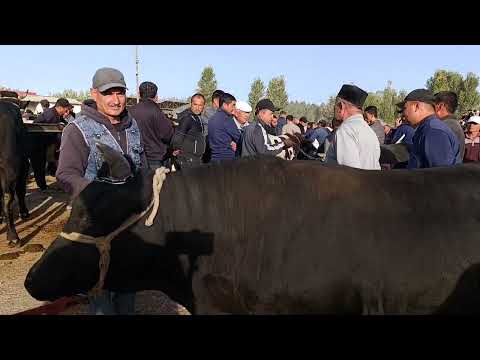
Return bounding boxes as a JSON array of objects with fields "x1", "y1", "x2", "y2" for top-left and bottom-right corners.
[{"x1": 95, "y1": 143, "x2": 133, "y2": 180}]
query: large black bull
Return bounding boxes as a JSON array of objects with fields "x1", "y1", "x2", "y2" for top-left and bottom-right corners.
[
  {"x1": 24, "y1": 145, "x2": 480, "y2": 314},
  {"x1": 0, "y1": 98, "x2": 29, "y2": 246}
]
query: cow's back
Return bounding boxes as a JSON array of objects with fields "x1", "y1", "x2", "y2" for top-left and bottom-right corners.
[{"x1": 149, "y1": 158, "x2": 480, "y2": 314}]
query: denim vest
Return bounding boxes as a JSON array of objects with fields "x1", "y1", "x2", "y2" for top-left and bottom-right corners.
[{"x1": 70, "y1": 115, "x2": 143, "y2": 181}]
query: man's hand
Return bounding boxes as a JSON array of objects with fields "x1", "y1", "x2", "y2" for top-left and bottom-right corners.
[
  {"x1": 395, "y1": 116, "x2": 403, "y2": 128},
  {"x1": 230, "y1": 141, "x2": 237, "y2": 152}
]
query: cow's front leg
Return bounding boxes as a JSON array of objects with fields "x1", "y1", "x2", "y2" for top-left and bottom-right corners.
[{"x1": 4, "y1": 192, "x2": 21, "y2": 246}]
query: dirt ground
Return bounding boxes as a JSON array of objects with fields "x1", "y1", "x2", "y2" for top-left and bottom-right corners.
[{"x1": 0, "y1": 176, "x2": 189, "y2": 315}]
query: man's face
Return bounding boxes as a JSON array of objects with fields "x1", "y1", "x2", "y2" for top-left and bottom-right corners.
[
  {"x1": 364, "y1": 112, "x2": 374, "y2": 124},
  {"x1": 62, "y1": 108, "x2": 71, "y2": 118},
  {"x1": 293, "y1": 117, "x2": 300, "y2": 125},
  {"x1": 222, "y1": 101, "x2": 236, "y2": 115},
  {"x1": 334, "y1": 100, "x2": 344, "y2": 121},
  {"x1": 91, "y1": 87, "x2": 126, "y2": 118},
  {"x1": 259, "y1": 109, "x2": 274, "y2": 125},
  {"x1": 434, "y1": 102, "x2": 450, "y2": 118},
  {"x1": 402, "y1": 101, "x2": 422, "y2": 126},
  {"x1": 467, "y1": 123, "x2": 480, "y2": 139},
  {"x1": 271, "y1": 117, "x2": 278, "y2": 127},
  {"x1": 56, "y1": 106, "x2": 69, "y2": 117},
  {"x1": 191, "y1": 96, "x2": 205, "y2": 115},
  {"x1": 234, "y1": 109, "x2": 250, "y2": 125}
]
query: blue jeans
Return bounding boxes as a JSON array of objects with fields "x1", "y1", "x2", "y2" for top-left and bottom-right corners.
[{"x1": 88, "y1": 290, "x2": 136, "y2": 315}]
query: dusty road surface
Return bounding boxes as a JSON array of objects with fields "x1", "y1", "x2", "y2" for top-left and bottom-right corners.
[{"x1": 0, "y1": 177, "x2": 190, "y2": 315}]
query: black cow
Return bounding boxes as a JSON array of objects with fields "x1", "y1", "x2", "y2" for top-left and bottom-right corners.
[
  {"x1": 0, "y1": 98, "x2": 29, "y2": 246},
  {"x1": 24, "y1": 147, "x2": 480, "y2": 314}
]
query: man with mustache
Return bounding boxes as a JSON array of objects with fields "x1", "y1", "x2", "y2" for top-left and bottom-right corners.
[{"x1": 55, "y1": 67, "x2": 146, "y2": 315}]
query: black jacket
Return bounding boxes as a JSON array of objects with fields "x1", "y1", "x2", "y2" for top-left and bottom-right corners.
[
  {"x1": 172, "y1": 109, "x2": 206, "y2": 158},
  {"x1": 129, "y1": 99, "x2": 173, "y2": 162},
  {"x1": 34, "y1": 107, "x2": 64, "y2": 124}
]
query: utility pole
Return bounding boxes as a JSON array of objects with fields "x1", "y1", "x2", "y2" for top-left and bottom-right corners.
[{"x1": 135, "y1": 45, "x2": 140, "y2": 103}]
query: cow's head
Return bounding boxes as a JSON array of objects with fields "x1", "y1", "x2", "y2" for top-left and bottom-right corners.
[{"x1": 24, "y1": 144, "x2": 155, "y2": 301}]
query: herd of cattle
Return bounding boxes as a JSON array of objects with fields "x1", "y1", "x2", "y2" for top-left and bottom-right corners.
[{"x1": 2, "y1": 94, "x2": 479, "y2": 314}]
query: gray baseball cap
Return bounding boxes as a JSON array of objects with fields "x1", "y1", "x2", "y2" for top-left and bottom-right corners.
[{"x1": 92, "y1": 67, "x2": 127, "y2": 92}]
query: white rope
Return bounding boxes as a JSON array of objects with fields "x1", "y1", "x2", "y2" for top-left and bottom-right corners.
[{"x1": 145, "y1": 167, "x2": 170, "y2": 226}]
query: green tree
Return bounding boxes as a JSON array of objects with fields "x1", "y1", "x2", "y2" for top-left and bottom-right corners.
[
  {"x1": 266, "y1": 76, "x2": 288, "y2": 110},
  {"x1": 50, "y1": 89, "x2": 91, "y2": 102},
  {"x1": 316, "y1": 95, "x2": 337, "y2": 121},
  {"x1": 426, "y1": 69, "x2": 480, "y2": 114},
  {"x1": 196, "y1": 66, "x2": 217, "y2": 104},
  {"x1": 426, "y1": 70, "x2": 463, "y2": 95},
  {"x1": 458, "y1": 72, "x2": 480, "y2": 113},
  {"x1": 248, "y1": 78, "x2": 265, "y2": 113}
]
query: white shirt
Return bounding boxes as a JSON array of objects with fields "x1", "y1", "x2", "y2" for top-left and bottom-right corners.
[
  {"x1": 282, "y1": 122, "x2": 302, "y2": 136},
  {"x1": 233, "y1": 117, "x2": 249, "y2": 131},
  {"x1": 326, "y1": 113, "x2": 380, "y2": 170}
]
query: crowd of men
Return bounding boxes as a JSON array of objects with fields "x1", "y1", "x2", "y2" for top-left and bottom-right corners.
[
  {"x1": 24, "y1": 68, "x2": 480, "y2": 195},
  {"x1": 17, "y1": 66, "x2": 480, "y2": 315}
]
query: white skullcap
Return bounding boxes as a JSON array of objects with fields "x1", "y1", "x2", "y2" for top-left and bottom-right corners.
[{"x1": 236, "y1": 100, "x2": 252, "y2": 113}]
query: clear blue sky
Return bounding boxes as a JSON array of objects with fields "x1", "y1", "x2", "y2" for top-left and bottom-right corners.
[{"x1": 1, "y1": 45, "x2": 479, "y2": 104}]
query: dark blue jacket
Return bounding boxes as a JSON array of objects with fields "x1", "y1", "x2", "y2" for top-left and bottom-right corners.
[
  {"x1": 307, "y1": 127, "x2": 330, "y2": 144},
  {"x1": 207, "y1": 109, "x2": 241, "y2": 162},
  {"x1": 276, "y1": 116, "x2": 287, "y2": 135},
  {"x1": 391, "y1": 123, "x2": 415, "y2": 145},
  {"x1": 408, "y1": 115, "x2": 460, "y2": 169}
]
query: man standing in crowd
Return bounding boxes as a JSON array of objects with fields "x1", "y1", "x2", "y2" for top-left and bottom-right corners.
[
  {"x1": 364, "y1": 106, "x2": 385, "y2": 144},
  {"x1": 34, "y1": 98, "x2": 70, "y2": 124},
  {"x1": 434, "y1": 91, "x2": 465, "y2": 163},
  {"x1": 298, "y1": 116, "x2": 308, "y2": 134},
  {"x1": 282, "y1": 114, "x2": 301, "y2": 136},
  {"x1": 326, "y1": 84, "x2": 380, "y2": 170},
  {"x1": 203, "y1": 89, "x2": 224, "y2": 123},
  {"x1": 242, "y1": 99, "x2": 296, "y2": 157},
  {"x1": 307, "y1": 120, "x2": 331, "y2": 153},
  {"x1": 463, "y1": 115, "x2": 480, "y2": 162},
  {"x1": 232, "y1": 100, "x2": 251, "y2": 156},
  {"x1": 129, "y1": 81, "x2": 173, "y2": 170},
  {"x1": 56, "y1": 67, "x2": 146, "y2": 315},
  {"x1": 39, "y1": 99, "x2": 50, "y2": 113},
  {"x1": 398, "y1": 89, "x2": 460, "y2": 169},
  {"x1": 63, "y1": 104, "x2": 76, "y2": 123},
  {"x1": 202, "y1": 89, "x2": 224, "y2": 163},
  {"x1": 171, "y1": 93, "x2": 207, "y2": 169},
  {"x1": 34, "y1": 98, "x2": 72, "y2": 176},
  {"x1": 207, "y1": 93, "x2": 241, "y2": 163},
  {"x1": 276, "y1": 110, "x2": 287, "y2": 135},
  {"x1": 265, "y1": 114, "x2": 278, "y2": 136}
]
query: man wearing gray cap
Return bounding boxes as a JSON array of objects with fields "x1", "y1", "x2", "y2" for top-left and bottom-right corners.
[
  {"x1": 56, "y1": 67, "x2": 146, "y2": 315},
  {"x1": 325, "y1": 84, "x2": 380, "y2": 170}
]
